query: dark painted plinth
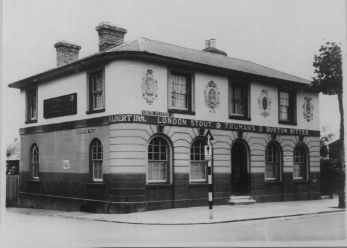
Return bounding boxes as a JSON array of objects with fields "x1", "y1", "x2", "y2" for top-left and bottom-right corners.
[
  {"x1": 250, "y1": 172, "x2": 321, "y2": 202},
  {"x1": 18, "y1": 171, "x2": 320, "y2": 213}
]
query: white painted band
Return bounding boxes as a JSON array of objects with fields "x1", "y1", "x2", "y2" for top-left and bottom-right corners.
[{"x1": 209, "y1": 192, "x2": 213, "y2": 201}]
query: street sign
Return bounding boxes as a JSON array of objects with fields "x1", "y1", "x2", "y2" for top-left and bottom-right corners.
[
  {"x1": 205, "y1": 129, "x2": 214, "y2": 142},
  {"x1": 283, "y1": 156, "x2": 293, "y2": 167},
  {"x1": 204, "y1": 145, "x2": 212, "y2": 160}
]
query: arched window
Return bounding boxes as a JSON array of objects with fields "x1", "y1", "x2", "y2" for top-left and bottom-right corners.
[
  {"x1": 31, "y1": 144, "x2": 39, "y2": 180},
  {"x1": 294, "y1": 145, "x2": 308, "y2": 180},
  {"x1": 148, "y1": 137, "x2": 170, "y2": 183},
  {"x1": 265, "y1": 142, "x2": 281, "y2": 180},
  {"x1": 190, "y1": 139, "x2": 207, "y2": 182},
  {"x1": 90, "y1": 139, "x2": 103, "y2": 182}
]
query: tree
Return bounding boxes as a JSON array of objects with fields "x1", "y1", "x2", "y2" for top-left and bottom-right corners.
[
  {"x1": 312, "y1": 41, "x2": 345, "y2": 208},
  {"x1": 320, "y1": 126, "x2": 335, "y2": 159},
  {"x1": 6, "y1": 138, "x2": 20, "y2": 159}
]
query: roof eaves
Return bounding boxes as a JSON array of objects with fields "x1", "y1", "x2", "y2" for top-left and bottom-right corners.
[{"x1": 8, "y1": 52, "x2": 107, "y2": 88}]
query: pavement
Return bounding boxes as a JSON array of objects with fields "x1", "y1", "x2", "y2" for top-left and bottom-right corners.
[{"x1": 7, "y1": 197, "x2": 345, "y2": 225}]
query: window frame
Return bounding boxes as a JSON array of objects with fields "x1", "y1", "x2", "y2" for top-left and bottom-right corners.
[
  {"x1": 278, "y1": 88, "x2": 297, "y2": 125},
  {"x1": 293, "y1": 145, "x2": 309, "y2": 181},
  {"x1": 190, "y1": 138, "x2": 208, "y2": 183},
  {"x1": 147, "y1": 136, "x2": 172, "y2": 184},
  {"x1": 167, "y1": 68, "x2": 195, "y2": 115},
  {"x1": 90, "y1": 138, "x2": 103, "y2": 182},
  {"x1": 30, "y1": 144, "x2": 39, "y2": 180},
  {"x1": 265, "y1": 142, "x2": 282, "y2": 181},
  {"x1": 25, "y1": 87, "x2": 38, "y2": 124},
  {"x1": 86, "y1": 69, "x2": 105, "y2": 114},
  {"x1": 229, "y1": 80, "x2": 250, "y2": 120}
]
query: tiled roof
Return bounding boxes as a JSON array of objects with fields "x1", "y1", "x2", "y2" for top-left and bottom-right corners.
[
  {"x1": 106, "y1": 37, "x2": 311, "y2": 85},
  {"x1": 9, "y1": 37, "x2": 311, "y2": 88}
]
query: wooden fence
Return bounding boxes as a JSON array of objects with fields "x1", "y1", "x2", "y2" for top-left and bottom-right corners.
[{"x1": 6, "y1": 175, "x2": 19, "y2": 206}]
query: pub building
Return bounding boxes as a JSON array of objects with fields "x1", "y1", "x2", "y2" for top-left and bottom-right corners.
[{"x1": 9, "y1": 22, "x2": 320, "y2": 213}]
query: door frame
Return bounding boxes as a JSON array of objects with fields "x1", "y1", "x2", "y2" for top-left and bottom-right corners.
[{"x1": 231, "y1": 139, "x2": 251, "y2": 195}]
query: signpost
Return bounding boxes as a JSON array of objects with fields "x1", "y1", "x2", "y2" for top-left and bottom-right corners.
[{"x1": 205, "y1": 130, "x2": 214, "y2": 219}]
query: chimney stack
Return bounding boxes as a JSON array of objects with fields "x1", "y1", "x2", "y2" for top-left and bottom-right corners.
[
  {"x1": 96, "y1": 22, "x2": 127, "y2": 51},
  {"x1": 54, "y1": 41, "x2": 81, "y2": 67},
  {"x1": 202, "y1": 38, "x2": 227, "y2": 56}
]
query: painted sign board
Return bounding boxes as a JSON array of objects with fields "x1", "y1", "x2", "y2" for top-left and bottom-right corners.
[
  {"x1": 76, "y1": 128, "x2": 96, "y2": 135},
  {"x1": 141, "y1": 110, "x2": 171, "y2": 117},
  {"x1": 63, "y1": 160, "x2": 70, "y2": 170},
  {"x1": 283, "y1": 156, "x2": 293, "y2": 167},
  {"x1": 108, "y1": 114, "x2": 320, "y2": 137},
  {"x1": 21, "y1": 113, "x2": 321, "y2": 137},
  {"x1": 44, "y1": 93, "x2": 77, "y2": 119}
]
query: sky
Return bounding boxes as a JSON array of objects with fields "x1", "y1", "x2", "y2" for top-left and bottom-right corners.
[{"x1": 2, "y1": 0, "x2": 346, "y2": 147}]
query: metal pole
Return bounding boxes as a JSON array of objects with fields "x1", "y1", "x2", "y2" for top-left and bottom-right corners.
[
  {"x1": 208, "y1": 158, "x2": 213, "y2": 219},
  {"x1": 206, "y1": 136, "x2": 213, "y2": 219}
]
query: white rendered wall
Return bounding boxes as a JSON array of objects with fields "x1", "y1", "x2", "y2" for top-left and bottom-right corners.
[
  {"x1": 21, "y1": 59, "x2": 320, "y2": 131},
  {"x1": 21, "y1": 72, "x2": 87, "y2": 126}
]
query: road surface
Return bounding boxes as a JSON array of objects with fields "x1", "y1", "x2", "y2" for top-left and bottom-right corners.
[{"x1": 1, "y1": 208, "x2": 346, "y2": 247}]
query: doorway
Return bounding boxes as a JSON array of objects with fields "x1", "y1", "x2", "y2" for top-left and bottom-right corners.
[{"x1": 231, "y1": 141, "x2": 249, "y2": 195}]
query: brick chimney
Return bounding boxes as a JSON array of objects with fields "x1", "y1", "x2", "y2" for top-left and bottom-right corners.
[
  {"x1": 203, "y1": 38, "x2": 227, "y2": 56},
  {"x1": 96, "y1": 22, "x2": 127, "y2": 51},
  {"x1": 54, "y1": 41, "x2": 81, "y2": 67}
]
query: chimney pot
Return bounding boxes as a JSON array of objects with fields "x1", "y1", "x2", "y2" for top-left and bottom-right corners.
[
  {"x1": 54, "y1": 41, "x2": 81, "y2": 67},
  {"x1": 209, "y1": 38, "x2": 216, "y2": 48},
  {"x1": 96, "y1": 22, "x2": 127, "y2": 51},
  {"x1": 205, "y1": 40, "x2": 210, "y2": 49}
]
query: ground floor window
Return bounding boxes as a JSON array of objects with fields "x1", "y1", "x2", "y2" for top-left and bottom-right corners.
[
  {"x1": 30, "y1": 144, "x2": 39, "y2": 180},
  {"x1": 294, "y1": 145, "x2": 308, "y2": 180},
  {"x1": 148, "y1": 137, "x2": 170, "y2": 183},
  {"x1": 190, "y1": 139, "x2": 207, "y2": 182},
  {"x1": 90, "y1": 139, "x2": 103, "y2": 182},
  {"x1": 265, "y1": 142, "x2": 281, "y2": 180}
]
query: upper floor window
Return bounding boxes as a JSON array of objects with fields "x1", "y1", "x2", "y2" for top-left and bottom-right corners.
[
  {"x1": 148, "y1": 137, "x2": 171, "y2": 183},
  {"x1": 87, "y1": 70, "x2": 105, "y2": 114},
  {"x1": 30, "y1": 144, "x2": 39, "y2": 180},
  {"x1": 168, "y1": 70, "x2": 194, "y2": 114},
  {"x1": 294, "y1": 145, "x2": 308, "y2": 180},
  {"x1": 229, "y1": 82, "x2": 250, "y2": 120},
  {"x1": 90, "y1": 139, "x2": 103, "y2": 182},
  {"x1": 190, "y1": 139, "x2": 207, "y2": 182},
  {"x1": 279, "y1": 90, "x2": 296, "y2": 125},
  {"x1": 265, "y1": 142, "x2": 281, "y2": 181},
  {"x1": 26, "y1": 88, "x2": 38, "y2": 123}
]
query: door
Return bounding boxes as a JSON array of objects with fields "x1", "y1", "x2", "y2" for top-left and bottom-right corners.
[{"x1": 232, "y1": 141, "x2": 248, "y2": 195}]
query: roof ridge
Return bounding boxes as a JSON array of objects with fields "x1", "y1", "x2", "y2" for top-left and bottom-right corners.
[
  {"x1": 137, "y1": 37, "x2": 146, "y2": 51},
  {"x1": 140, "y1": 37, "x2": 230, "y2": 58}
]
